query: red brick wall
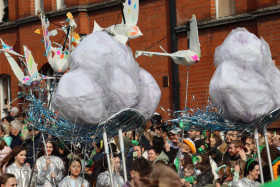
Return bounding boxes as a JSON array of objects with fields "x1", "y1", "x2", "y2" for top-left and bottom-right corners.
[{"x1": 1, "y1": 0, "x2": 280, "y2": 123}]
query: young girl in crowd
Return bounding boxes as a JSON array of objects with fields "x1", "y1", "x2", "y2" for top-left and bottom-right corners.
[
  {"x1": 0, "y1": 145, "x2": 34, "y2": 187},
  {"x1": 36, "y1": 140, "x2": 65, "y2": 187},
  {"x1": 59, "y1": 158, "x2": 89, "y2": 187}
]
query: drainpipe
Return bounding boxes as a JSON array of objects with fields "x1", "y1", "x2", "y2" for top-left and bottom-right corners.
[{"x1": 168, "y1": 0, "x2": 180, "y2": 110}]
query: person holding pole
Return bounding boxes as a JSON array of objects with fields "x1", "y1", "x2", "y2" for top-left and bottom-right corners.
[{"x1": 36, "y1": 140, "x2": 65, "y2": 187}]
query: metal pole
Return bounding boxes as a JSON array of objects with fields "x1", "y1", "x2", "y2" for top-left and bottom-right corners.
[
  {"x1": 264, "y1": 127, "x2": 274, "y2": 181},
  {"x1": 184, "y1": 66, "x2": 190, "y2": 110},
  {"x1": 118, "y1": 128, "x2": 128, "y2": 182},
  {"x1": 103, "y1": 127, "x2": 115, "y2": 187},
  {"x1": 254, "y1": 128, "x2": 264, "y2": 184}
]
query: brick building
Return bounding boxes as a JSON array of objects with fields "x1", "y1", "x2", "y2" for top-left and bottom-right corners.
[{"x1": 0, "y1": 0, "x2": 280, "y2": 128}]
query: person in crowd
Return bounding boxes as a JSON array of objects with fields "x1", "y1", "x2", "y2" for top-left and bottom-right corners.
[
  {"x1": 0, "y1": 139, "x2": 11, "y2": 174},
  {"x1": 92, "y1": 141, "x2": 104, "y2": 163},
  {"x1": 180, "y1": 164, "x2": 197, "y2": 187},
  {"x1": 195, "y1": 154, "x2": 214, "y2": 186},
  {"x1": 188, "y1": 127, "x2": 203, "y2": 150},
  {"x1": 148, "y1": 147, "x2": 169, "y2": 165},
  {"x1": 261, "y1": 145, "x2": 280, "y2": 181},
  {"x1": 0, "y1": 123, "x2": 12, "y2": 146},
  {"x1": 59, "y1": 158, "x2": 89, "y2": 187},
  {"x1": 36, "y1": 140, "x2": 65, "y2": 187},
  {"x1": 267, "y1": 131, "x2": 280, "y2": 149},
  {"x1": 124, "y1": 157, "x2": 153, "y2": 187},
  {"x1": 151, "y1": 136, "x2": 169, "y2": 164},
  {"x1": 96, "y1": 154, "x2": 124, "y2": 187},
  {"x1": 0, "y1": 173, "x2": 17, "y2": 187},
  {"x1": 227, "y1": 140, "x2": 246, "y2": 179},
  {"x1": 244, "y1": 135, "x2": 257, "y2": 159},
  {"x1": 225, "y1": 131, "x2": 241, "y2": 145},
  {"x1": 165, "y1": 130, "x2": 181, "y2": 163},
  {"x1": 233, "y1": 160, "x2": 260, "y2": 187},
  {"x1": 10, "y1": 120, "x2": 23, "y2": 149},
  {"x1": 133, "y1": 144, "x2": 148, "y2": 159},
  {"x1": 136, "y1": 163, "x2": 182, "y2": 187},
  {"x1": 212, "y1": 164, "x2": 239, "y2": 187},
  {"x1": 0, "y1": 145, "x2": 34, "y2": 187},
  {"x1": 209, "y1": 133, "x2": 227, "y2": 165}
]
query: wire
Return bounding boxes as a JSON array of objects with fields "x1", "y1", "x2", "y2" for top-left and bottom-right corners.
[{"x1": 144, "y1": 36, "x2": 167, "y2": 51}]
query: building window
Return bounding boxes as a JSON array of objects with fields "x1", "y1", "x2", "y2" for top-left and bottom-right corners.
[
  {"x1": 0, "y1": 74, "x2": 11, "y2": 119},
  {"x1": 216, "y1": 0, "x2": 236, "y2": 18},
  {"x1": 35, "y1": 0, "x2": 44, "y2": 14},
  {"x1": 56, "y1": 0, "x2": 65, "y2": 10},
  {"x1": 0, "y1": 0, "x2": 8, "y2": 23}
]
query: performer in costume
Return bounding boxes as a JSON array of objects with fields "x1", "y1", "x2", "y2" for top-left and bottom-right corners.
[
  {"x1": 0, "y1": 145, "x2": 34, "y2": 187},
  {"x1": 59, "y1": 158, "x2": 89, "y2": 187},
  {"x1": 36, "y1": 141, "x2": 65, "y2": 187},
  {"x1": 96, "y1": 154, "x2": 124, "y2": 187}
]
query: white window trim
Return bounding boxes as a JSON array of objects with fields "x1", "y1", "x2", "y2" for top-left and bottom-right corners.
[
  {"x1": 0, "y1": 75, "x2": 11, "y2": 119},
  {"x1": 56, "y1": 0, "x2": 65, "y2": 10},
  {"x1": 35, "y1": 0, "x2": 44, "y2": 14}
]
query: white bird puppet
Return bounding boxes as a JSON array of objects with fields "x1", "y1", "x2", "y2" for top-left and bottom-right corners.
[
  {"x1": 0, "y1": 39, "x2": 44, "y2": 86},
  {"x1": 36, "y1": 11, "x2": 80, "y2": 73},
  {"x1": 135, "y1": 15, "x2": 201, "y2": 66},
  {"x1": 93, "y1": 0, "x2": 142, "y2": 44}
]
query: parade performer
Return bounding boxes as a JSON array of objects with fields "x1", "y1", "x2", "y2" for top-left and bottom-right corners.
[
  {"x1": 59, "y1": 158, "x2": 89, "y2": 187},
  {"x1": 36, "y1": 141, "x2": 65, "y2": 187},
  {"x1": 0, "y1": 145, "x2": 34, "y2": 187}
]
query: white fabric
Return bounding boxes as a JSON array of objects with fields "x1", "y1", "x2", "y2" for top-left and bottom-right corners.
[
  {"x1": 210, "y1": 28, "x2": 280, "y2": 122},
  {"x1": 53, "y1": 31, "x2": 161, "y2": 126}
]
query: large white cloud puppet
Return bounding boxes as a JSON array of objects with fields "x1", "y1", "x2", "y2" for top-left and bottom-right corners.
[
  {"x1": 52, "y1": 31, "x2": 161, "y2": 126},
  {"x1": 209, "y1": 28, "x2": 280, "y2": 122}
]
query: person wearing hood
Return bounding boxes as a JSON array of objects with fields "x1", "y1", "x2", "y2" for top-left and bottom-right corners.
[{"x1": 148, "y1": 147, "x2": 169, "y2": 165}]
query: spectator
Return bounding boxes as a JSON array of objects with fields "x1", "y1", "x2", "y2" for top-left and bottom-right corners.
[
  {"x1": 136, "y1": 163, "x2": 182, "y2": 187},
  {"x1": 261, "y1": 145, "x2": 280, "y2": 181},
  {"x1": 59, "y1": 158, "x2": 89, "y2": 187},
  {"x1": 124, "y1": 157, "x2": 153, "y2": 187},
  {"x1": 0, "y1": 173, "x2": 17, "y2": 186},
  {"x1": 10, "y1": 120, "x2": 23, "y2": 149},
  {"x1": 234, "y1": 160, "x2": 260, "y2": 187},
  {"x1": 0, "y1": 123, "x2": 12, "y2": 146},
  {"x1": 208, "y1": 133, "x2": 226, "y2": 165},
  {"x1": 180, "y1": 164, "x2": 197, "y2": 186},
  {"x1": 148, "y1": 146, "x2": 169, "y2": 165},
  {"x1": 225, "y1": 131, "x2": 241, "y2": 145},
  {"x1": 227, "y1": 140, "x2": 246, "y2": 179},
  {"x1": 0, "y1": 139, "x2": 12, "y2": 174},
  {"x1": 133, "y1": 144, "x2": 148, "y2": 159},
  {"x1": 195, "y1": 154, "x2": 214, "y2": 186},
  {"x1": 92, "y1": 141, "x2": 104, "y2": 163},
  {"x1": 244, "y1": 136, "x2": 257, "y2": 159},
  {"x1": 188, "y1": 127, "x2": 203, "y2": 150}
]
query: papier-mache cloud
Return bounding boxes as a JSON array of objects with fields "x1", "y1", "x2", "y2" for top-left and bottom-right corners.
[
  {"x1": 52, "y1": 31, "x2": 161, "y2": 126},
  {"x1": 210, "y1": 28, "x2": 280, "y2": 122}
]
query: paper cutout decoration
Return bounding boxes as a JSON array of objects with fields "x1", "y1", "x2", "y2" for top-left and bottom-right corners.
[
  {"x1": 0, "y1": 39, "x2": 24, "y2": 57},
  {"x1": 37, "y1": 11, "x2": 80, "y2": 73},
  {"x1": 135, "y1": 15, "x2": 201, "y2": 66},
  {"x1": 93, "y1": 0, "x2": 142, "y2": 44},
  {"x1": 0, "y1": 40, "x2": 43, "y2": 86}
]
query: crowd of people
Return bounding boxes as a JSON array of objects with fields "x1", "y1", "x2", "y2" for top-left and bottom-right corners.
[{"x1": 0, "y1": 108, "x2": 280, "y2": 187}]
